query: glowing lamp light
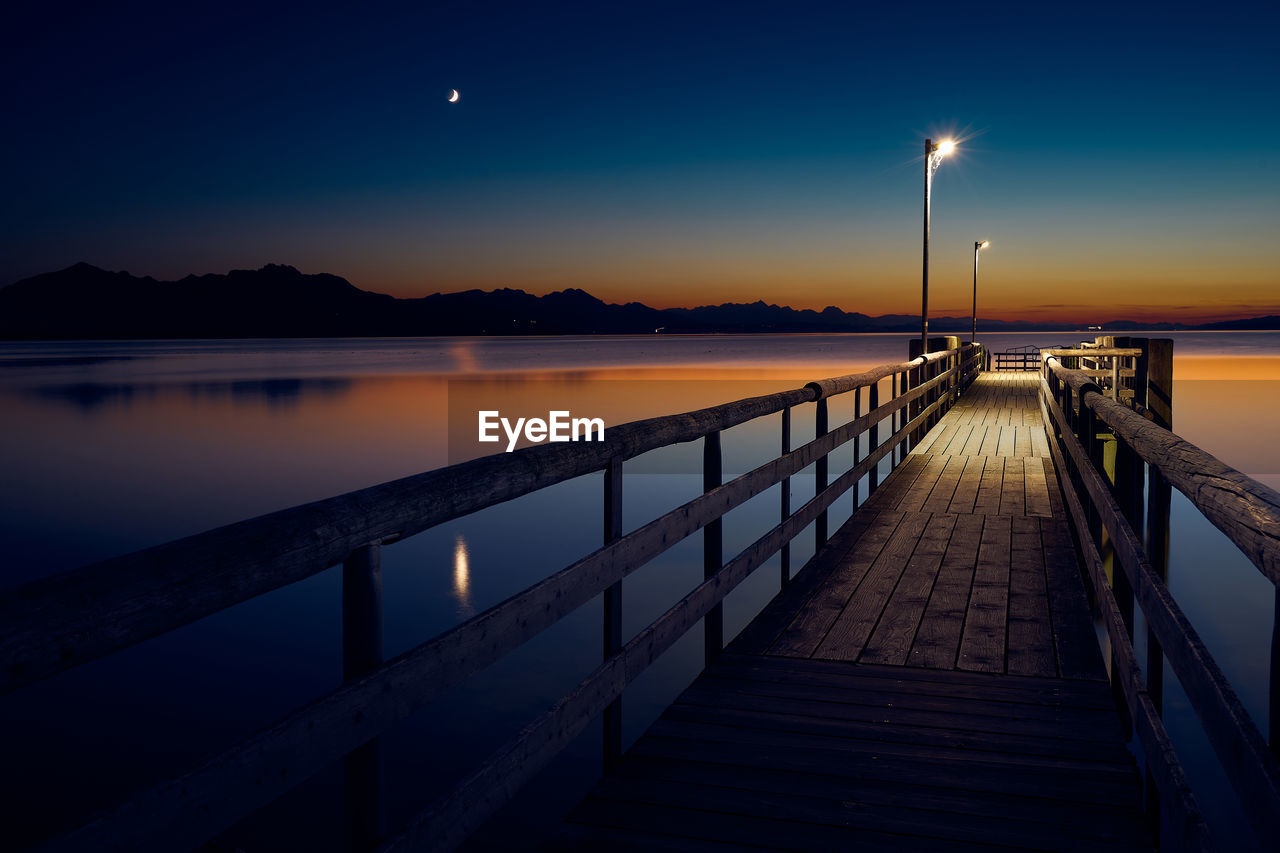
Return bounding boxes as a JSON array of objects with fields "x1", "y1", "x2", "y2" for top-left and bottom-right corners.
[
  {"x1": 972, "y1": 239, "x2": 993, "y2": 344},
  {"x1": 936, "y1": 139, "x2": 956, "y2": 157}
]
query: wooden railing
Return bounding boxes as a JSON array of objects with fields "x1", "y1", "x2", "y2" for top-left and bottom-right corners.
[
  {"x1": 1, "y1": 344, "x2": 984, "y2": 852},
  {"x1": 1042, "y1": 334, "x2": 1145, "y2": 403},
  {"x1": 993, "y1": 344, "x2": 1043, "y2": 371},
  {"x1": 1040, "y1": 351, "x2": 1280, "y2": 852}
]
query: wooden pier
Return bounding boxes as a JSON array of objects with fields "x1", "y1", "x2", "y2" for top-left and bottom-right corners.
[
  {"x1": 556, "y1": 372, "x2": 1152, "y2": 851},
  {"x1": 3, "y1": 341, "x2": 1279, "y2": 853}
]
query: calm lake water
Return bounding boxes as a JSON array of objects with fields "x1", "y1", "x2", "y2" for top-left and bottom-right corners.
[{"x1": 1, "y1": 332, "x2": 1277, "y2": 850}]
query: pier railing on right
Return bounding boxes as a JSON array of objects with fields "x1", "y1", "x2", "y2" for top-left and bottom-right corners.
[{"x1": 1040, "y1": 350, "x2": 1280, "y2": 852}]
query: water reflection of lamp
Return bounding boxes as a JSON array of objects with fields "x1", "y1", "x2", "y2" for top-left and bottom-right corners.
[{"x1": 452, "y1": 533, "x2": 474, "y2": 618}]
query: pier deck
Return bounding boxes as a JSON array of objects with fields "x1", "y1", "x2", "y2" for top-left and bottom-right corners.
[{"x1": 556, "y1": 373, "x2": 1152, "y2": 851}]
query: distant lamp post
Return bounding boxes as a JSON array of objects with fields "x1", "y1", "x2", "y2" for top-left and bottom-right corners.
[
  {"x1": 972, "y1": 240, "x2": 990, "y2": 344},
  {"x1": 921, "y1": 138, "x2": 956, "y2": 356}
]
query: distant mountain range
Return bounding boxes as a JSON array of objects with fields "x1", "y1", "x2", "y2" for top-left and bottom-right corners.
[{"x1": 1, "y1": 263, "x2": 1277, "y2": 339}]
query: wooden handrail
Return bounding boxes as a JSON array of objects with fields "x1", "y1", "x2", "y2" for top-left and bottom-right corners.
[
  {"x1": 1041, "y1": 383, "x2": 1211, "y2": 851},
  {"x1": 382, "y1": 384, "x2": 949, "y2": 853},
  {"x1": 1046, "y1": 358, "x2": 1280, "y2": 585},
  {"x1": 1041, "y1": 357, "x2": 1280, "y2": 849},
  {"x1": 1040, "y1": 347, "x2": 1142, "y2": 358},
  {"x1": 25, "y1": 349, "x2": 969, "y2": 852},
  {"x1": 0, "y1": 350, "x2": 962, "y2": 696}
]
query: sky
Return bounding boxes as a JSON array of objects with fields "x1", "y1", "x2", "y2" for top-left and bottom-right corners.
[{"x1": 2, "y1": 0, "x2": 1278, "y2": 323}]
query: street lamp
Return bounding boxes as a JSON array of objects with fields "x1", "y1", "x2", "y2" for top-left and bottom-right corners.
[
  {"x1": 972, "y1": 239, "x2": 990, "y2": 344},
  {"x1": 921, "y1": 138, "x2": 956, "y2": 357}
]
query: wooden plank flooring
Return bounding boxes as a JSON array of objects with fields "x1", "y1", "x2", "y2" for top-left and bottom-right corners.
[{"x1": 554, "y1": 373, "x2": 1150, "y2": 851}]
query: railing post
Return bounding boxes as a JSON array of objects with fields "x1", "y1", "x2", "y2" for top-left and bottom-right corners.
[
  {"x1": 925, "y1": 360, "x2": 935, "y2": 430},
  {"x1": 906, "y1": 362, "x2": 919, "y2": 451},
  {"x1": 602, "y1": 457, "x2": 623, "y2": 770},
  {"x1": 343, "y1": 543, "x2": 384, "y2": 852},
  {"x1": 852, "y1": 387, "x2": 862, "y2": 506},
  {"x1": 952, "y1": 352, "x2": 959, "y2": 404},
  {"x1": 781, "y1": 407, "x2": 791, "y2": 587},
  {"x1": 896, "y1": 371, "x2": 907, "y2": 463},
  {"x1": 815, "y1": 398, "x2": 829, "y2": 548},
  {"x1": 1112, "y1": 437, "x2": 1140, "y2": 743},
  {"x1": 1082, "y1": 397, "x2": 1103, "y2": 544},
  {"x1": 868, "y1": 381, "x2": 879, "y2": 496},
  {"x1": 703, "y1": 431, "x2": 723, "y2": 666},
  {"x1": 1146, "y1": 463, "x2": 1171, "y2": 711}
]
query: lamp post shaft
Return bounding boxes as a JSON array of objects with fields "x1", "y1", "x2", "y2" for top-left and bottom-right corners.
[
  {"x1": 972, "y1": 243, "x2": 979, "y2": 344},
  {"x1": 922, "y1": 139, "x2": 931, "y2": 357}
]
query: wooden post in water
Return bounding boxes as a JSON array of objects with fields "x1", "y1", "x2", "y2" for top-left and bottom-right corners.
[
  {"x1": 703, "y1": 431, "x2": 723, "y2": 665},
  {"x1": 815, "y1": 398, "x2": 829, "y2": 548},
  {"x1": 602, "y1": 458, "x2": 623, "y2": 770},
  {"x1": 343, "y1": 543, "x2": 384, "y2": 851},
  {"x1": 1146, "y1": 339, "x2": 1174, "y2": 431},
  {"x1": 1140, "y1": 338, "x2": 1173, "y2": 715},
  {"x1": 1131, "y1": 337, "x2": 1149, "y2": 411},
  {"x1": 781, "y1": 408, "x2": 791, "y2": 587},
  {"x1": 1272, "y1": 591, "x2": 1280, "y2": 758}
]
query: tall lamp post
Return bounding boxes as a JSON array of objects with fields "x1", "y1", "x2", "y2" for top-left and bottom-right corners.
[
  {"x1": 921, "y1": 137, "x2": 955, "y2": 357},
  {"x1": 972, "y1": 239, "x2": 990, "y2": 344}
]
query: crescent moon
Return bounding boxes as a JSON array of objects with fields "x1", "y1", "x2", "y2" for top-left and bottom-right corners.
[{"x1": 448, "y1": 89, "x2": 460, "y2": 103}]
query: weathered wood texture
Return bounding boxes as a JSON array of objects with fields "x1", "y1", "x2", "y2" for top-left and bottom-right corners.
[
  {"x1": 1047, "y1": 359, "x2": 1280, "y2": 585},
  {"x1": 751, "y1": 373, "x2": 1099, "y2": 678},
  {"x1": 560, "y1": 372, "x2": 1153, "y2": 851},
  {"x1": 1043, "y1": 364, "x2": 1278, "y2": 847},
  {"x1": 557, "y1": 655, "x2": 1152, "y2": 852},
  {"x1": 1040, "y1": 385, "x2": 1211, "y2": 851}
]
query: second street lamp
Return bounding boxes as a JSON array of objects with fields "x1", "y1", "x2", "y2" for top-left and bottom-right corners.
[
  {"x1": 921, "y1": 138, "x2": 956, "y2": 357},
  {"x1": 972, "y1": 239, "x2": 990, "y2": 344}
]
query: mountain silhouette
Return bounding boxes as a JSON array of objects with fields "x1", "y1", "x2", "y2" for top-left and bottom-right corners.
[{"x1": 2, "y1": 263, "x2": 1276, "y2": 339}]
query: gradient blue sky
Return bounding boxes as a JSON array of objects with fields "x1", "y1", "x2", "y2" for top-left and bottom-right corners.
[{"x1": 3, "y1": 0, "x2": 1278, "y2": 321}]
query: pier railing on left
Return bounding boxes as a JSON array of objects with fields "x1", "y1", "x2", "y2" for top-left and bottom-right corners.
[{"x1": 0, "y1": 344, "x2": 984, "y2": 852}]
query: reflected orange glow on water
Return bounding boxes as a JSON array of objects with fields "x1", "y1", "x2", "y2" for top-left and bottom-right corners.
[{"x1": 1171, "y1": 355, "x2": 1280, "y2": 381}]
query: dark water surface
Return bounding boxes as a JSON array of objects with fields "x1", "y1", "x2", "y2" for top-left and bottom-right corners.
[{"x1": 1, "y1": 332, "x2": 1276, "y2": 850}]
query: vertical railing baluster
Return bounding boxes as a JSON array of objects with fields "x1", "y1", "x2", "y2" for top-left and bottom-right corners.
[
  {"x1": 815, "y1": 398, "x2": 829, "y2": 548},
  {"x1": 602, "y1": 457, "x2": 623, "y2": 770},
  {"x1": 1147, "y1": 463, "x2": 1170, "y2": 718},
  {"x1": 703, "y1": 431, "x2": 723, "y2": 666},
  {"x1": 1083, "y1": 400, "x2": 1103, "y2": 546},
  {"x1": 1113, "y1": 435, "x2": 1140, "y2": 743},
  {"x1": 343, "y1": 543, "x2": 384, "y2": 852},
  {"x1": 896, "y1": 372, "x2": 906, "y2": 464},
  {"x1": 852, "y1": 388, "x2": 862, "y2": 506},
  {"x1": 908, "y1": 363, "x2": 920, "y2": 450},
  {"x1": 869, "y1": 381, "x2": 880, "y2": 496},
  {"x1": 781, "y1": 408, "x2": 791, "y2": 587}
]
